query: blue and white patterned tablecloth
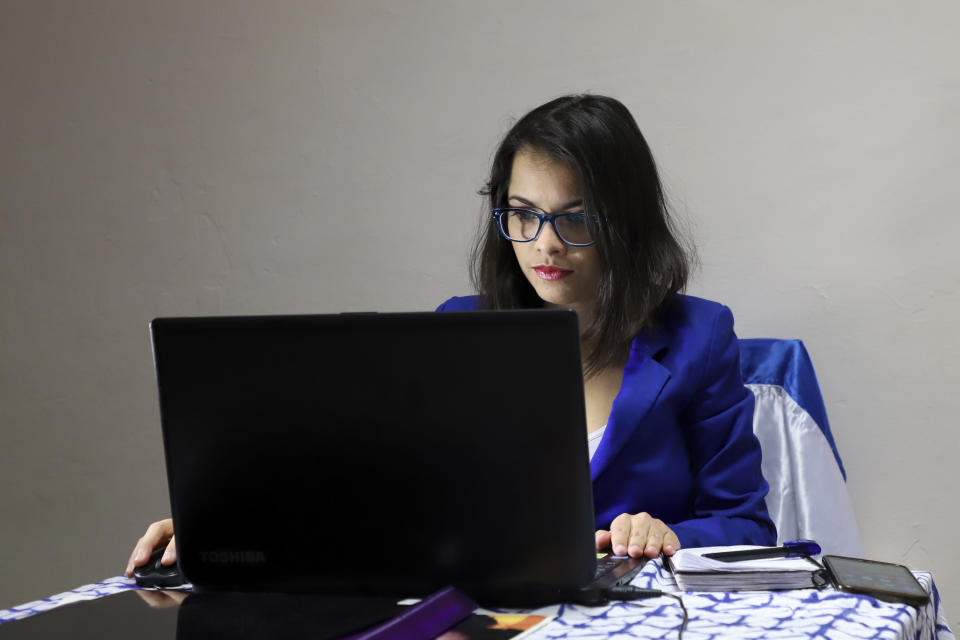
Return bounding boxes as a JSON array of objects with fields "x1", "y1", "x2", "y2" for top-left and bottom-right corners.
[
  {"x1": 0, "y1": 576, "x2": 186, "y2": 623},
  {"x1": 503, "y1": 560, "x2": 955, "y2": 640},
  {"x1": 1, "y1": 561, "x2": 954, "y2": 639}
]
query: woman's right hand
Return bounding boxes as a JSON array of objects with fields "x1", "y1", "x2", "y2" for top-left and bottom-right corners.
[{"x1": 125, "y1": 519, "x2": 176, "y2": 578}]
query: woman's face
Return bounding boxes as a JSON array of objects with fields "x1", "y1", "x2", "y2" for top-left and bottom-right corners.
[{"x1": 507, "y1": 149, "x2": 603, "y2": 319}]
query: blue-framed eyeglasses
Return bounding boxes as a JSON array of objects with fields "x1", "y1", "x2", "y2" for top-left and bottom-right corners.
[{"x1": 492, "y1": 208, "x2": 597, "y2": 247}]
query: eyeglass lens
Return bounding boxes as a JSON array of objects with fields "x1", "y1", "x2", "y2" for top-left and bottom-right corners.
[{"x1": 502, "y1": 210, "x2": 592, "y2": 245}]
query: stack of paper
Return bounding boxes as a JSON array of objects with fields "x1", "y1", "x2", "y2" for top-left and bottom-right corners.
[{"x1": 667, "y1": 545, "x2": 822, "y2": 592}]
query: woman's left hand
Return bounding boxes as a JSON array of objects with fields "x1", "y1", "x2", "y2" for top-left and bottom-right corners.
[{"x1": 595, "y1": 512, "x2": 681, "y2": 558}]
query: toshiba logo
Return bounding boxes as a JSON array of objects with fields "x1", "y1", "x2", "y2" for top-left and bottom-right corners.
[{"x1": 199, "y1": 551, "x2": 267, "y2": 564}]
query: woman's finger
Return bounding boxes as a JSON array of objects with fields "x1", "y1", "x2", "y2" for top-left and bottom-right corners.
[
  {"x1": 160, "y1": 536, "x2": 177, "y2": 565},
  {"x1": 640, "y1": 520, "x2": 665, "y2": 558},
  {"x1": 608, "y1": 513, "x2": 633, "y2": 556},
  {"x1": 662, "y1": 529, "x2": 682, "y2": 556},
  {"x1": 595, "y1": 529, "x2": 611, "y2": 550},
  {"x1": 125, "y1": 536, "x2": 147, "y2": 577},
  {"x1": 626, "y1": 513, "x2": 653, "y2": 558}
]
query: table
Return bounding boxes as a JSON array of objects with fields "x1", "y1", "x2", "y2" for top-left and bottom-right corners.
[
  {"x1": 521, "y1": 560, "x2": 954, "y2": 639},
  {"x1": 0, "y1": 559, "x2": 954, "y2": 639}
]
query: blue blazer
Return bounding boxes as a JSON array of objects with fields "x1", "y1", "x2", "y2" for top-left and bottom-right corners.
[{"x1": 437, "y1": 294, "x2": 776, "y2": 548}]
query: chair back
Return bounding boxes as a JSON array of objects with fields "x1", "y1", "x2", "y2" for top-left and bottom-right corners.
[{"x1": 739, "y1": 338, "x2": 862, "y2": 557}]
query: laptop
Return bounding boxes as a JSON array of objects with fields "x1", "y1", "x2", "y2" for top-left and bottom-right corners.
[{"x1": 150, "y1": 309, "x2": 644, "y2": 605}]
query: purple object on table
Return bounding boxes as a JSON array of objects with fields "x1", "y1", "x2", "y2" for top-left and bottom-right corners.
[{"x1": 344, "y1": 586, "x2": 477, "y2": 640}]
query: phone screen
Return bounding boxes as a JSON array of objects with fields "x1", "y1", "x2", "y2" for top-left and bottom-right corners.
[{"x1": 823, "y1": 555, "x2": 929, "y2": 606}]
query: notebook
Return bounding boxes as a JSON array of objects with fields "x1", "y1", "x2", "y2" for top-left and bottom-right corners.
[
  {"x1": 667, "y1": 546, "x2": 822, "y2": 591},
  {"x1": 149, "y1": 310, "x2": 644, "y2": 605}
]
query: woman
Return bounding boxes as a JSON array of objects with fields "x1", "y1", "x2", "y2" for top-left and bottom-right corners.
[{"x1": 126, "y1": 94, "x2": 775, "y2": 579}]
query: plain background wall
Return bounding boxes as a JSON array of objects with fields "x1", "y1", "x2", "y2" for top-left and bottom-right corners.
[{"x1": 2, "y1": 0, "x2": 958, "y2": 625}]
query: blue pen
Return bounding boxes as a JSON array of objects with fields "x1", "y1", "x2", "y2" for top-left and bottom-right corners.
[{"x1": 702, "y1": 539, "x2": 822, "y2": 562}]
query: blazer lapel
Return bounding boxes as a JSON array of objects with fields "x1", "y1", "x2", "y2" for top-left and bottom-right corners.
[{"x1": 590, "y1": 331, "x2": 672, "y2": 482}]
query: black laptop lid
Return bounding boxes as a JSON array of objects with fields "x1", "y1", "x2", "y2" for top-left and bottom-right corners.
[{"x1": 150, "y1": 310, "x2": 596, "y2": 599}]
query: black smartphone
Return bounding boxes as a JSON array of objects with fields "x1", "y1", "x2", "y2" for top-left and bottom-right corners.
[{"x1": 822, "y1": 555, "x2": 929, "y2": 607}]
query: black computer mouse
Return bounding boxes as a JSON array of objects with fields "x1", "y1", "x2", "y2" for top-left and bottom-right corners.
[{"x1": 133, "y1": 546, "x2": 189, "y2": 589}]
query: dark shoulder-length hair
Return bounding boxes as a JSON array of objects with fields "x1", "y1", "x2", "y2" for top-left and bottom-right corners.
[{"x1": 470, "y1": 94, "x2": 693, "y2": 376}]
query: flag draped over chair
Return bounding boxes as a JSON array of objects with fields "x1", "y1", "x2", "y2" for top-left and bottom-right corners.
[{"x1": 739, "y1": 338, "x2": 863, "y2": 557}]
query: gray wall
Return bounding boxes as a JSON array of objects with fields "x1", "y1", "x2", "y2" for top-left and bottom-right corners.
[{"x1": 2, "y1": 0, "x2": 958, "y2": 624}]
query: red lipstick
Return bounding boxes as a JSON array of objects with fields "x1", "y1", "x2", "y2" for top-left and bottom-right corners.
[{"x1": 533, "y1": 265, "x2": 573, "y2": 281}]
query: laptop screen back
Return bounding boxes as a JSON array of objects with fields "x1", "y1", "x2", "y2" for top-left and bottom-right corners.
[{"x1": 150, "y1": 310, "x2": 596, "y2": 599}]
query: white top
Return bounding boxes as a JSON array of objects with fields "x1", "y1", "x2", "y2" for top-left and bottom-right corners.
[{"x1": 588, "y1": 424, "x2": 607, "y2": 460}]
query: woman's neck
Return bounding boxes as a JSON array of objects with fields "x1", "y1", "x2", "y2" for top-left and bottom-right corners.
[
  {"x1": 541, "y1": 301, "x2": 610, "y2": 374},
  {"x1": 543, "y1": 300, "x2": 595, "y2": 335}
]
